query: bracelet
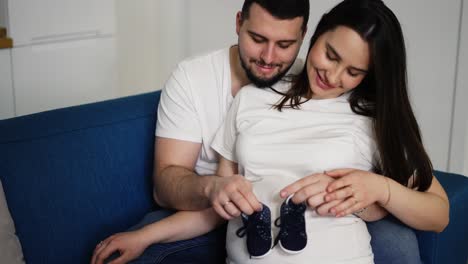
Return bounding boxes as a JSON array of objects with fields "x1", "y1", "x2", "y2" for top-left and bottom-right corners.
[
  {"x1": 353, "y1": 207, "x2": 368, "y2": 217},
  {"x1": 382, "y1": 177, "x2": 391, "y2": 206}
]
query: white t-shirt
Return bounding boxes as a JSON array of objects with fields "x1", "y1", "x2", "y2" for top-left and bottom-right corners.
[
  {"x1": 156, "y1": 48, "x2": 234, "y2": 175},
  {"x1": 211, "y1": 83, "x2": 376, "y2": 264},
  {"x1": 156, "y1": 47, "x2": 303, "y2": 175}
]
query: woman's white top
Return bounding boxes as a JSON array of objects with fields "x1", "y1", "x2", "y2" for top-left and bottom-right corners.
[{"x1": 212, "y1": 81, "x2": 377, "y2": 264}]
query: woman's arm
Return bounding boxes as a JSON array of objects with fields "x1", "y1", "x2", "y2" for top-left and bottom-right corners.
[
  {"x1": 139, "y1": 208, "x2": 225, "y2": 244},
  {"x1": 91, "y1": 208, "x2": 224, "y2": 264},
  {"x1": 325, "y1": 169, "x2": 449, "y2": 232},
  {"x1": 380, "y1": 175, "x2": 449, "y2": 232},
  {"x1": 92, "y1": 157, "x2": 240, "y2": 264}
]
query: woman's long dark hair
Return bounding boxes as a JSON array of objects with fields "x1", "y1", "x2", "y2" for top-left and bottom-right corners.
[{"x1": 275, "y1": 0, "x2": 433, "y2": 191}]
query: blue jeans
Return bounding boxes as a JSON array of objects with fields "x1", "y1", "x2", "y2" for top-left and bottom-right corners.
[
  {"x1": 367, "y1": 215, "x2": 423, "y2": 264},
  {"x1": 128, "y1": 210, "x2": 422, "y2": 264}
]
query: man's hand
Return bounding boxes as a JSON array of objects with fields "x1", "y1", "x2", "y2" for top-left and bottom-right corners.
[{"x1": 208, "y1": 174, "x2": 262, "y2": 220}]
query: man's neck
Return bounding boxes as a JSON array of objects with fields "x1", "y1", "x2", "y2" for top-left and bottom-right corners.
[{"x1": 230, "y1": 45, "x2": 250, "y2": 97}]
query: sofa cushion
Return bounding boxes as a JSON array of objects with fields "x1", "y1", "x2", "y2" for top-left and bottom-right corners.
[
  {"x1": 0, "y1": 91, "x2": 160, "y2": 263},
  {"x1": 0, "y1": 180, "x2": 25, "y2": 264}
]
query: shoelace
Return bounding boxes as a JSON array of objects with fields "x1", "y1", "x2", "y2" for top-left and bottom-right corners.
[
  {"x1": 235, "y1": 215, "x2": 252, "y2": 238},
  {"x1": 236, "y1": 213, "x2": 271, "y2": 259},
  {"x1": 235, "y1": 214, "x2": 270, "y2": 239},
  {"x1": 272, "y1": 206, "x2": 305, "y2": 248}
]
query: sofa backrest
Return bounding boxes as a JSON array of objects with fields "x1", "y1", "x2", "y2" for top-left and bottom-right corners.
[{"x1": 0, "y1": 91, "x2": 161, "y2": 263}]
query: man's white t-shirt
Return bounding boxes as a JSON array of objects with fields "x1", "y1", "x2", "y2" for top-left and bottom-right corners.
[
  {"x1": 156, "y1": 47, "x2": 302, "y2": 175},
  {"x1": 211, "y1": 83, "x2": 376, "y2": 264},
  {"x1": 156, "y1": 48, "x2": 234, "y2": 175}
]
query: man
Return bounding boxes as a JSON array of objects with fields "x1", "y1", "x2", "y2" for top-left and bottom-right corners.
[{"x1": 93, "y1": 1, "x2": 423, "y2": 263}]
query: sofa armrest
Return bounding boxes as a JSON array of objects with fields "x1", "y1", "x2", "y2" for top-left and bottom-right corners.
[{"x1": 416, "y1": 170, "x2": 468, "y2": 264}]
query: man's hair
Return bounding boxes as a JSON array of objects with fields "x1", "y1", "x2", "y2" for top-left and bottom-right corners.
[{"x1": 241, "y1": 0, "x2": 309, "y2": 32}]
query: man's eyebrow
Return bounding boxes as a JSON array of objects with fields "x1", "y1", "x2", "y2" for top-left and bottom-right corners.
[
  {"x1": 247, "y1": 30, "x2": 267, "y2": 40},
  {"x1": 247, "y1": 30, "x2": 298, "y2": 43},
  {"x1": 327, "y1": 42, "x2": 368, "y2": 73}
]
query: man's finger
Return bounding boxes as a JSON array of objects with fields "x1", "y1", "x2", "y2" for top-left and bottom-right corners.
[
  {"x1": 238, "y1": 183, "x2": 262, "y2": 211},
  {"x1": 213, "y1": 203, "x2": 233, "y2": 220},
  {"x1": 229, "y1": 191, "x2": 256, "y2": 215},
  {"x1": 224, "y1": 201, "x2": 241, "y2": 218}
]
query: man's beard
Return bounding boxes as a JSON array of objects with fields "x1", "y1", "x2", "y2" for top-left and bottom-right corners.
[{"x1": 239, "y1": 52, "x2": 293, "y2": 88}]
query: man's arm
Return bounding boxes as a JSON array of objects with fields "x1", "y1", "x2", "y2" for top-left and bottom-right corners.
[
  {"x1": 153, "y1": 137, "x2": 214, "y2": 210},
  {"x1": 153, "y1": 137, "x2": 263, "y2": 215}
]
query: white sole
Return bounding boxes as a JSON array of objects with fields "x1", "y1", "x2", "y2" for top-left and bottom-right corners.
[{"x1": 278, "y1": 240, "x2": 305, "y2": 254}]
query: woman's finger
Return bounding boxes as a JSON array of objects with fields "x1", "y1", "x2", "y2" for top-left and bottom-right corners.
[
  {"x1": 315, "y1": 199, "x2": 342, "y2": 216},
  {"x1": 327, "y1": 176, "x2": 353, "y2": 192},
  {"x1": 325, "y1": 185, "x2": 354, "y2": 201},
  {"x1": 280, "y1": 173, "x2": 324, "y2": 198},
  {"x1": 306, "y1": 191, "x2": 327, "y2": 208},
  {"x1": 330, "y1": 196, "x2": 360, "y2": 216},
  {"x1": 325, "y1": 168, "x2": 354, "y2": 177}
]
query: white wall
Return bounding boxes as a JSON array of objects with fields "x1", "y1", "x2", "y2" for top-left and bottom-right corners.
[
  {"x1": 115, "y1": 0, "x2": 190, "y2": 95},
  {"x1": 0, "y1": 49, "x2": 14, "y2": 119},
  {"x1": 116, "y1": 0, "x2": 463, "y2": 172},
  {"x1": 155, "y1": 1, "x2": 188, "y2": 91},
  {"x1": 2, "y1": 1, "x2": 463, "y2": 173},
  {"x1": 1, "y1": 0, "x2": 118, "y2": 117},
  {"x1": 450, "y1": 0, "x2": 468, "y2": 176},
  {"x1": 0, "y1": 0, "x2": 8, "y2": 28},
  {"x1": 465, "y1": 122, "x2": 468, "y2": 176},
  {"x1": 115, "y1": 0, "x2": 158, "y2": 96},
  {"x1": 391, "y1": 1, "x2": 461, "y2": 172}
]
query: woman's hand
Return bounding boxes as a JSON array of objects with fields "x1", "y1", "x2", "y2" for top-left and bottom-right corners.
[
  {"x1": 91, "y1": 230, "x2": 149, "y2": 264},
  {"x1": 324, "y1": 168, "x2": 389, "y2": 217},
  {"x1": 280, "y1": 172, "x2": 343, "y2": 215}
]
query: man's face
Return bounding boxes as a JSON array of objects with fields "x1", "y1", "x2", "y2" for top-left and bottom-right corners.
[{"x1": 237, "y1": 3, "x2": 305, "y2": 87}]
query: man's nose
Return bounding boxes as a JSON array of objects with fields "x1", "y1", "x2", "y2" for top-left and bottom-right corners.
[{"x1": 260, "y1": 43, "x2": 276, "y2": 65}]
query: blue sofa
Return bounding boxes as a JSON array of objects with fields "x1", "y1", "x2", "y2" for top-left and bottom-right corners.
[{"x1": 0, "y1": 90, "x2": 467, "y2": 264}]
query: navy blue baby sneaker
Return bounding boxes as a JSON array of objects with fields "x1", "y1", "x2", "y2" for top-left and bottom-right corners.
[
  {"x1": 274, "y1": 195, "x2": 307, "y2": 254},
  {"x1": 236, "y1": 204, "x2": 273, "y2": 258}
]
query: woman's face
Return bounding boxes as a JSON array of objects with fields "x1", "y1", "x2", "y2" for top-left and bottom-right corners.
[{"x1": 307, "y1": 26, "x2": 370, "y2": 99}]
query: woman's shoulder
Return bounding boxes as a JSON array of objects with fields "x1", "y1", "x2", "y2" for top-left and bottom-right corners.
[{"x1": 237, "y1": 82, "x2": 290, "y2": 100}]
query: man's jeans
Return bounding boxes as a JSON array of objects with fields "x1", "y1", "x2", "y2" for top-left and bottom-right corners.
[{"x1": 128, "y1": 210, "x2": 422, "y2": 264}]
